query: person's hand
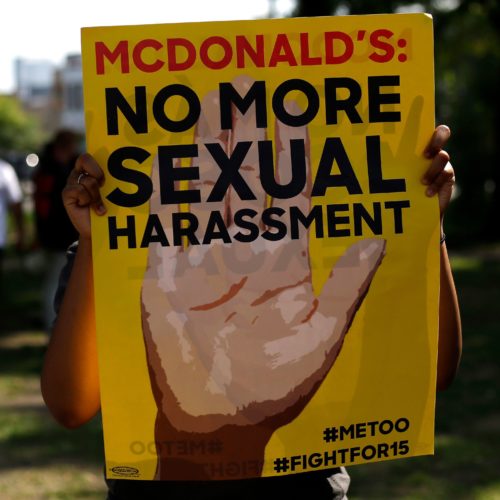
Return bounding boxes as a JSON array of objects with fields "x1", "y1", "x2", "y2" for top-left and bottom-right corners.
[
  {"x1": 62, "y1": 154, "x2": 106, "y2": 240},
  {"x1": 422, "y1": 125, "x2": 455, "y2": 219},
  {"x1": 140, "y1": 77, "x2": 386, "y2": 479}
]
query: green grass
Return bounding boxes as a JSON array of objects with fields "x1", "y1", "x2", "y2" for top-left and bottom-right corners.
[
  {"x1": 0, "y1": 247, "x2": 499, "y2": 498},
  {"x1": 0, "y1": 259, "x2": 107, "y2": 499}
]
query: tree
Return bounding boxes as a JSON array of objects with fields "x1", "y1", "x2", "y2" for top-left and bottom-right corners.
[
  {"x1": 433, "y1": 0, "x2": 500, "y2": 242},
  {"x1": 292, "y1": 0, "x2": 500, "y2": 243},
  {"x1": 0, "y1": 95, "x2": 43, "y2": 152}
]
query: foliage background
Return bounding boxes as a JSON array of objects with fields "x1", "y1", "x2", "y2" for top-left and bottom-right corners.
[
  {"x1": 0, "y1": 96, "x2": 43, "y2": 153},
  {"x1": 293, "y1": 0, "x2": 500, "y2": 246}
]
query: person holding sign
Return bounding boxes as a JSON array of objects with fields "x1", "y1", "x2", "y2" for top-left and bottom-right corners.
[{"x1": 41, "y1": 114, "x2": 461, "y2": 498}]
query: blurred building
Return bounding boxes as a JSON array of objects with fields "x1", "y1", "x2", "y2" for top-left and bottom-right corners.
[
  {"x1": 15, "y1": 55, "x2": 84, "y2": 135},
  {"x1": 57, "y1": 55, "x2": 84, "y2": 133},
  {"x1": 15, "y1": 58, "x2": 58, "y2": 132},
  {"x1": 15, "y1": 59, "x2": 55, "y2": 108}
]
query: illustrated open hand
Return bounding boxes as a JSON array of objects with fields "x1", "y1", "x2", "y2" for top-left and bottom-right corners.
[{"x1": 140, "y1": 76, "x2": 385, "y2": 478}]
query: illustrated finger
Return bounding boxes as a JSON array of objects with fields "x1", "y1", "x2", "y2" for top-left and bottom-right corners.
[
  {"x1": 424, "y1": 125, "x2": 451, "y2": 159},
  {"x1": 317, "y1": 239, "x2": 386, "y2": 319},
  {"x1": 421, "y1": 149, "x2": 450, "y2": 186},
  {"x1": 148, "y1": 155, "x2": 184, "y2": 249},
  {"x1": 189, "y1": 90, "x2": 229, "y2": 229},
  {"x1": 272, "y1": 100, "x2": 311, "y2": 217},
  {"x1": 227, "y1": 75, "x2": 267, "y2": 219},
  {"x1": 286, "y1": 239, "x2": 385, "y2": 390},
  {"x1": 236, "y1": 240, "x2": 385, "y2": 414},
  {"x1": 142, "y1": 154, "x2": 181, "y2": 303}
]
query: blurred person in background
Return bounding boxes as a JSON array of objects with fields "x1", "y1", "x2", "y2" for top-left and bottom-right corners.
[
  {"x1": 33, "y1": 129, "x2": 79, "y2": 329},
  {"x1": 0, "y1": 157, "x2": 24, "y2": 277}
]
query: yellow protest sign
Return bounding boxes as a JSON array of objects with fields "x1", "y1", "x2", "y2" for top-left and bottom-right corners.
[{"x1": 81, "y1": 13, "x2": 439, "y2": 481}]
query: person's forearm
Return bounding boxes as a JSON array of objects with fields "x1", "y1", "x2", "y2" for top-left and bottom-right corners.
[
  {"x1": 41, "y1": 238, "x2": 101, "y2": 427},
  {"x1": 436, "y1": 227, "x2": 462, "y2": 390}
]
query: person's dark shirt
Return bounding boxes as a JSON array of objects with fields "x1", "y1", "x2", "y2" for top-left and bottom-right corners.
[{"x1": 33, "y1": 144, "x2": 78, "y2": 251}]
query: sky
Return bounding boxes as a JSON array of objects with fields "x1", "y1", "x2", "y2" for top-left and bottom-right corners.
[{"x1": 0, "y1": 0, "x2": 295, "y2": 93}]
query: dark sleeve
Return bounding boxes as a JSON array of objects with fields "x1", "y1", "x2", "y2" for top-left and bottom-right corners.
[{"x1": 53, "y1": 241, "x2": 79, "y2": 315}]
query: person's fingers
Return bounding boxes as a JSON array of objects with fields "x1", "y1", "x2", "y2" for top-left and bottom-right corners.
[
  {"x1": 74, "y1": 173, "x2": 107, "y2": 215},
  {"x1": 424, "y1": 125, "x2": 450, "y2": 159},
  {"x1": 64, "y1": 156, "x2": 99, "y2": 211},
  {"x1": 65, "y1": 153, "x2": 107, "y2": 215},
  {"x1": 425, "y1": 161, "x2": 455, "y2": 197},
  {"x1": 61, "y1": 182, "x2": 94, "y2": 238},
  {"x1": 70, "y1": 153, "x2": 105, "y2": 186},
  {"x1": 62, "y1": 182, "x2": 92, "y2": 208},
  {"x1": 227, "y1": 75, "x2": 267, "y2": 219},
  {"x1": 421, "y1": 149, "x2": 450, "y2": 186}
]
